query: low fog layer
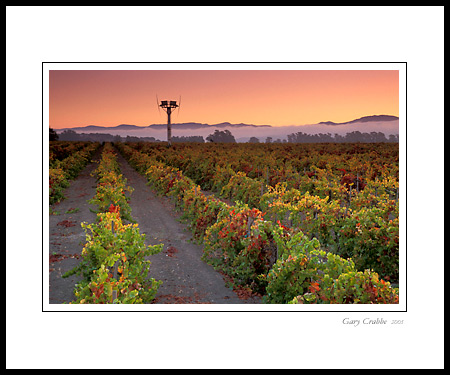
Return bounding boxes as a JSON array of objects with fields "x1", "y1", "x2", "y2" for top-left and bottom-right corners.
[{"x1": 56, "y1": 119, "x2": 399, "y2": 143}]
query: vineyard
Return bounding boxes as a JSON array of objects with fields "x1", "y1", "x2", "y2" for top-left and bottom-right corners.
[
  {"x1": 49, "y1": 140, "x2": 399, "y2": 304},
  {"x1": 49, "y1": 141, "x2": 99, "y2": 205}
]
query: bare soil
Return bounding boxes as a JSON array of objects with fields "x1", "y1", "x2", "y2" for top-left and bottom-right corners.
[{"x1": 48, "y1": 145, "x2": 261, "y2": 304}]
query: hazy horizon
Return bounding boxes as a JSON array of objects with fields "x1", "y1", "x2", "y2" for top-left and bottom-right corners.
[
  {"x1": 52, "y1": 113, "x2": 399, "y2": 130},
  {"x1": 54, "y1": 117, "x2": 399, "y2": 142}
]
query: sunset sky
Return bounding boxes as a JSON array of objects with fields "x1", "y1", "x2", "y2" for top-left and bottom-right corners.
[{"x1": 49, "y1": 70, "x2": 399, "y2": 129}]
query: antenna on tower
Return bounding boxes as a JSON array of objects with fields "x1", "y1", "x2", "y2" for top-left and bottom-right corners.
[
  {"x1": 176, "y1": 95, "x2": 182, "y2": 118},
  {"x1": 158, "y1": 98, "x2": 179, "y2": 147},
  {"x1": 156, "y1": 94, "x2": 161, "y2": 116}
]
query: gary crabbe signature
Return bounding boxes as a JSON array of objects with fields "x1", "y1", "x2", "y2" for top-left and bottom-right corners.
[{"x1": 342, "y1": 317, "x2": 405, "y2": 327}]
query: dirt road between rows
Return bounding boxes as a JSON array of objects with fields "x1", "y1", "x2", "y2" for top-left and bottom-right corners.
[
  {"x1": 48, "y1": 145, "x2": 261, "y2": 305},
  {"x1": 115, "y1": 151, "x2": 261, "y2": 304}
]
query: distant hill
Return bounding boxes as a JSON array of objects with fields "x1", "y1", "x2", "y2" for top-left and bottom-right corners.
[
  {"x1": 56, "y1": 115, "x2": 398, "y2": 133},
  {"x1": 60, "y1": 122, "x2": 272, "y2": 133},
  {"x1": 61, "y1": 124, "x2": 145, "y2": 132},
  {"x1": 319, "y1": 115, "x2": 399, "y2": 126}
]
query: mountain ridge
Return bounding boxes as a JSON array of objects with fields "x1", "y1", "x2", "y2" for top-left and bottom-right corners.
[
  {"x1": 318, "y1": 114, "x2": 398, "y2": 125},
  {"x1": 55, "y1": 114, "x2": 398, "y2": 132}
]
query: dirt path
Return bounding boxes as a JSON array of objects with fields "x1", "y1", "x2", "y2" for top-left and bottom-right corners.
[
  {"x1": 115, "y1": 151, "x2": 261, "y2": 304},
  {"x1": 48, "y1": 145, "x2": 261, "y2": 304},
  {"x1": 49, "y1": 147, "x2": 102, "y2": 304}
]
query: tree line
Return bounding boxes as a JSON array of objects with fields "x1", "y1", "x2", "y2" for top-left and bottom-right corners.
[
  {"x1": 50, "y1": 128, "x2": 399, "y2": 144},
  {"x1": 285, "y1": 131, "x2": 399, "y2": 143}
]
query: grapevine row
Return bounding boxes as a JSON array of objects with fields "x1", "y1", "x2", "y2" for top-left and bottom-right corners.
[
  {"x1": 49, "y1": 141, "x2": 100, "y2": 205},
  {"x1": 116, "y1": 142, "x2": 399, "y2": 304},
  {"x1": 63, "y1": 143, "x2": 163, "y2": 304}
]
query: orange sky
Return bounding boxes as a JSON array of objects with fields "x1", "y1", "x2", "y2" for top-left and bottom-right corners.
[{"x1": 49, "y1": 70, "x2": 399, "y2": 129}]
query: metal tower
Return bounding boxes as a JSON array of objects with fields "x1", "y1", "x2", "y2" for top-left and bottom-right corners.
[{"x1": 159, "y1": 100, "x2": 179, "y2": 146}]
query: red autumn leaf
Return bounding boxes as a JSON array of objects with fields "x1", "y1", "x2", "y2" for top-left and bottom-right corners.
[{"x1": 309, "y1": 282, "x2": 320, "y2": 293}]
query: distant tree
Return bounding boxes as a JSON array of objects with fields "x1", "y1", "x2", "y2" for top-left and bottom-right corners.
[
  {"x1": 59, "y1": 129, "x2": 80, "y2": 141},
  {"x1": 265, "y1": 137, "x2": 272, "y2": 143},
  {"x1": 319, "y1": 133, "x2": 334, "y2": 142},
  {"x1": 49, "y1": 127, "x2": 59, "y2": 141},
  {"x1": 372, "y1": 131, "x2": 388, "y2": 143},
  {"x1": 125, "y1": 135, "x2": 140, "y2": 142},
  {"x1": 344, "y1": 131, "x2": 363, "y2": 143},
  {"x1": 113, "y1": 135, "x2": 122, "y2": 143},
  {"x1": 206, "y1": 129, "x2": 236, "y2": 143},
  {"x1": 388, "y1": 134, "x2": 399, "y2": 143},
  {"x1": 248, "y1": 136, "x2": 260, "y2": 143}
]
